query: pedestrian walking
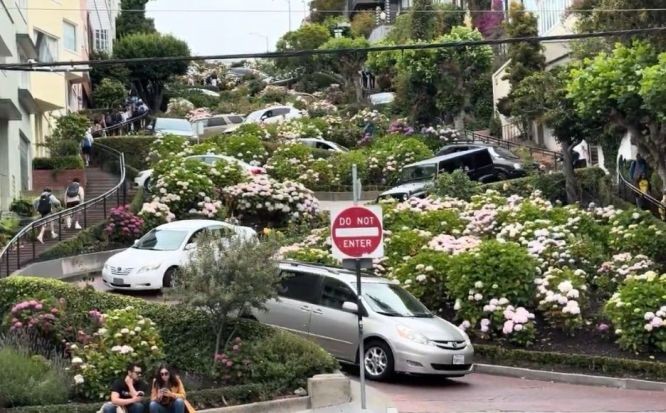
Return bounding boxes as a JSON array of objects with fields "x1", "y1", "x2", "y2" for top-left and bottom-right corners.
[
  {"x1": 630, "y1": 154, "x2": 648, "y2": 184},
  {"x1": 636, "y1": 172, "x2": 651, "y2": 210},
  {"x1": 149, "y1": 364, "x2": 195, "y2": 413},
  {"x1": 33, "y1": 188, "x2": 61, "y2": 244},
  {"x1": 81, "y1": 127, "x2": 94, "y2": 166},
  {"x1": 99, "y1": 363, "x2": 147, "y2": 413},
  {"x1": 64, "y1": 177, "x2": 84, "y2": 230}
]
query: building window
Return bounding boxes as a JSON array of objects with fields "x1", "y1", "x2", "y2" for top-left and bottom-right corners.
[
  {"x1": 63, "y1": 21, "x2": 77, "y2": 51},
  {"x1": 34, "y1": 30, "x2": 58, "y2": 63},
  {"x1": 95, "y1": 29, "x2": 109, "y2": 52}
]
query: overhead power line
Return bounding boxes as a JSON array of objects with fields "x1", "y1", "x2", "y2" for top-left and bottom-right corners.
[
  {"x1": 6, "y1": 6, "x2": 666, "y2": 14},
  {"x1": 1, "y1": 26, "x2": 664, "y2": 72}
]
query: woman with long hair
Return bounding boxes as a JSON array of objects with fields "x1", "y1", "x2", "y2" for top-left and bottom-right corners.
[{"x1": 149, "y1": 364, "x2": 195, "y2": 413}]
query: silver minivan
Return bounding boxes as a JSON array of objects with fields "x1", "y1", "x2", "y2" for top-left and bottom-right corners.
[{"x1": 253, "y1": 261, "x2": 474, "y2": 380}]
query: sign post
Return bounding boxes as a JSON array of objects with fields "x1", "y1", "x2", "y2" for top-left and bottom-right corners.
[{"x1": 330, "y1": 165, "x2": 384, "y2": 411}]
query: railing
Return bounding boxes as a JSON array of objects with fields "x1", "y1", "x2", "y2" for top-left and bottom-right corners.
[
  {"x1": 92, "y1": 111, "x2": 151, "y2": 137},
  {"x1": 617, "y1": 163, "x2": 666, "y2": 221},
  {"x1": 463, "y1": 130, "x2": 563, "y2": 169},
  {"x1": 0, "y1": 143, "x2": 127, "y2": 277}
]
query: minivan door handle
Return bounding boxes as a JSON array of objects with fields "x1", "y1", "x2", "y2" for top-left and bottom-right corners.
[
  {"x1": 299, "y1": 305, "x2": 311, "y2": 312},
  {"x1": 311, "y1": 308, "x2": 323, "y2": 315}
]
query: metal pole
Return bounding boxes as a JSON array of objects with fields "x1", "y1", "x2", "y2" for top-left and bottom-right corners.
[
  {"x1": 352, "y1": 164, "x2": 367, "y2": 411},
  {"x1": 287, "y1": 0, "x2": 292, "y2": 31}
]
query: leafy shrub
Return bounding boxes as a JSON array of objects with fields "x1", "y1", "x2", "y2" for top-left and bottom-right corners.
[
  {"x1": 535, "y1": 267, "x2": 587, "y2": 333},
  {"x1": 9, "y1": 199, "x2": 34, "y2": 217},
  {"x1": 4, "y1": 299, "x2": 61, "y2": 339},
  {"x1": 281, "y1": 247, "x2": 337, "y2": 266},
  {"x1": 212, "y1": 133, "x2": 269, "y2": 164},
  {"x1": 96, "y1": 137, "x2": 156, "y2": 170},
  {"x1": 68, "y1": 306, "x2": 164, "y2": 401},
  {"x1": 0, "y1": 346, "x2": 70, "y2": 407},
  {"x1": 391, "y1": 251, "x2": 451, "y2": 310},
  {"x1": 477, "y1": 300, "x2": 536, "y2": 347},
  {"x1": 384, "y1": 229, "x2": 432, "y2": 268},
  {"x1": 146, "y1": 135, "x2": 191, "y2": 166},
  {"x1": 433, "y1": 170, "x2": 482, "y2": 200},
  {"x1": 138, "y1": 199, "x2": 176, "y2": 230},
  {"x1": 104, "y1": 205, "x2": 144, "y2": 244},
  {"x1": 274, "y1": 119, "x2": 323, "y2": 140},
  {"x1": 445, "y1": 240, "x2": 537, "y2": 325},
  {"x1": 607, "y1": 211, "x2": 666, "y2": 264},
  {"x1": 605, "y1": 272, "x2": 666, "y2": 352},
  {"x1": 366, "y1": 136, "x2": 433, "y2": 185},
  {"x1": 32, "y1": 156, "x2": 84, "y2": 170},
  {"x1": 595, "y1": 253, "x2": 656, "y2": 297},
  {"x1": 265, "y1": 143, "x2": 315, "y2": 182}
]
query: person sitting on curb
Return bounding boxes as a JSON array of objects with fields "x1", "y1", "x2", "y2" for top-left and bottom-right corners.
[
  {"x1": 64, "y1": 177, "x2": 84, "y2": 230},
  {"x1": 100, "y1": 362, "x2": 147, "y2": 413},
  {"x1": 150, "y1": 364, "x2": 195, "y2": 413},
  {"x1": 33, "y1": 188, "x2": 61, "y2": 244}
]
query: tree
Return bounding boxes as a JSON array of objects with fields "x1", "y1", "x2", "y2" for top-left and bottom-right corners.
[
  {"x1": 351, "y1": 12, "x2": 374, "y2": 39},
  {"x1": 309, "y1": 0, "x2": 346, "y2": 24},
  {"x1": 410, "y1": 0, "x2": 436, "y2": 41},
  {"x1": 567, "y1": 42, "x2": 666, "y2": 191},
  {"x1": 113, "y1": 33, "x2": 190, "y2": 110},
  {"x1": 89, "y1": 51, "x2": 130, "y2": 88},
  {"x1": 275, "y1": 23, "x2": 332, "y2": 74},
  {"x1": 171, "y1": 232, "x2": 281, "y2": 368},
  {"x1": 92, "y1": 78, "x2": 127, "y2": 109},
  {"x1": 115, "y1": 0, "x2": 156, "y2": 39},
  {"x1": 474, "y1": 0, "x2": 505, "y2": 39},
  {"x1": 317, "y1": 36, "x2": 370, "y2": 103},
  {"x1": 44, "y1": 113, "x2": 90, "y2": 157}
]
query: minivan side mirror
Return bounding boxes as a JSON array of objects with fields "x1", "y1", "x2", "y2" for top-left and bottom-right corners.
[
  {"x1": 342, "y1": 301, "x2": 358, "y2": 314},
  {"x1": 133, "y1": 240, "x2": 139, "y2": 246},
  {"x1": 184, "y1": 243, "x2": 196, "y2": 251}
]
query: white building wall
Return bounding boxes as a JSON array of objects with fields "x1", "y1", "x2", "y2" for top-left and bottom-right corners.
[{"x1": 87, "y1": 0, "x2": 119, "y2": 53}]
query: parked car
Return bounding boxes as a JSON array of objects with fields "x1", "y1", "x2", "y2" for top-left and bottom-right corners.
[
  {"x1": 134, "y1": 154, "x2": 266, "y2": 191},
  {"x1": 102, "y1": 220, "x2": 257, "y2": 291},
  {"x1": 368, "y1": 92, "x2": 395, "y2": 106},
  {"x1": 148, "y1": 117, "x2": 196, "y2": 138},
  {"x1": 297, "y1": 138, "x2": 349, "y2": 153},
  {"x1": 436, "y1": 142, "x2": 529, "y2": 179},
  {"x1": 377, "y1": 148, "x2": 497, "y2": 201},
  {"x1": 200, "y1": 114, "x2": 245, "y2": 137},
  {"x1": 252, "y1": 260, "x2": 473, "y2": 380},
  {"x1": 188, "y1": 88, "x2": 220, "y2": 97},
  {"x1": 225, "y1": 106, "x2": 303, "y2": 133}
]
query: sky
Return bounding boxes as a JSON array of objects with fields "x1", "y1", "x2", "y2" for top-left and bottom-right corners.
[{"x1": 146, "y1": 0, "x2": 311, "y2": 56}]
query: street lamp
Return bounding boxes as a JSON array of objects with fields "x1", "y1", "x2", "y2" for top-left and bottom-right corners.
[
  {"x1": 273, "y1": 0, "x2": 292, "y2": 31},
  {"x1": 249, "y1": 32, "x2": 269, "y2": 52}
]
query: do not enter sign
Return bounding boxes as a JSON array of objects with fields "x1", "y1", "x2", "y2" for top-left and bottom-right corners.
[{"x1": 330, "y1": 205, "x2": 384, "y2": 260}]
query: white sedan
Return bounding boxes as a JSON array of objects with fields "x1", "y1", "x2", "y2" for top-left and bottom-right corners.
[
  {"x1": 102, "y1": 220, "x2": 257, "y2": 291},
  {"x1": 224, "y1": 106, "x2": 303, "y2": 133},
  {"x1": 134, "y1": 154, "x2": 266, "y2": 190}
]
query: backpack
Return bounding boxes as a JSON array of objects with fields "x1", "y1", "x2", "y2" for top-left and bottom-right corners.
[
  {"x1": 82, "y1": 136, "x2": 92, "y2": 149},
  {"x1": 37, "y1": 193, "x2": 52, "y2": 215},
  {"x1": 66, "y1": 182, "x2": 80, "y2": 198}
]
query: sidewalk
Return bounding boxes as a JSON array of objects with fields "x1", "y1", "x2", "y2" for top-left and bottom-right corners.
[{"x1": 299, "y1": 378, "x2": 397, "y2": 413}]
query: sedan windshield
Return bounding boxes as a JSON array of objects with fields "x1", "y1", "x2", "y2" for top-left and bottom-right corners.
[
  {"x1": 133, "y1": 229, "x2": 188, "y2": 251},
  {"x1": 155, "y1": 118, "x2": 192, "y2": 132},
  {"x1": 362, "y1": 283, "x2": 432, "y2": 317},
  {"x1": 398, "y1": 164, "x2": 436, "y2": 184},
  {"x1": 490, "y1": 146, "x2": 519, "y2": 160}
]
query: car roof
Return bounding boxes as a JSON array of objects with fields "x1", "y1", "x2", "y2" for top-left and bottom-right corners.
[
  {"x1": 278, "y1": 260, "x2": 395, "y2": 285},
  {"x1": 404, "y1": 147, "x2": 489, "y2": 168},
  {"x1": 156, "y1": 219, "x2": 237, "y2": 231}
]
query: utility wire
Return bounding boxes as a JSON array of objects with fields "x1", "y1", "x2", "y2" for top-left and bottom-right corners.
[{"x1": 1, "y1": 26, "x2": 664, "y2": 71}]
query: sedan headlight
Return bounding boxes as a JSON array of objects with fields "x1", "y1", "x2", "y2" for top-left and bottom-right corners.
[
  {"x1": 396, "y1": 325, "x2": 431, "y2": 345},
  {"x1": 103, "y1": 263, "x2": 110, "y2": 271},
  {"x1": 137, "y1": 262, "x2": 162, "y2": 273},
  {"x1": 513, "y1": 163, "x2": 523, "y2": 170}
]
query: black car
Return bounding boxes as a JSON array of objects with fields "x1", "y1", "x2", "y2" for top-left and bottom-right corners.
[{"x1": 436, "y1": 142, "x2": 529, "y2": 179}]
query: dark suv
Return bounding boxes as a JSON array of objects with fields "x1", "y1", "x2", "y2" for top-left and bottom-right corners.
[{"x1": 436, "y1": 142, "x2": 529, "y2": 179}]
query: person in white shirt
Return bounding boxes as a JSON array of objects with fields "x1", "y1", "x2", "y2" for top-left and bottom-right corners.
[
  {"x1": 64, "y1": 177, "x2": 85, "y2": 230},
  {"x1": 81, "y1": 128, "x2": 94, "y2": 166}
]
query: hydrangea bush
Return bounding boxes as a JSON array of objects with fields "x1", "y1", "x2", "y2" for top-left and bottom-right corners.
[
  {"x1": 535, "y1": 267, "x2": 587, "y2": 333},
  {"x1": 104, "y1": 206, "x2": 144, "y2": 244},
  {"x1": 138, "y1": 200, "x2": 176, "y2": 230}
]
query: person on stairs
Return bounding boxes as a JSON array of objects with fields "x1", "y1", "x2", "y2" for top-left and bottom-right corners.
[
  {"x1": 64, "y1": 178, "x2": 84, "y2": 230},
  {"x1": 33, "y1": 188, "x2": 61, "y2": 244},
  {"x1": 81, "y1": 127, "x2": 94, "y2": 167}
]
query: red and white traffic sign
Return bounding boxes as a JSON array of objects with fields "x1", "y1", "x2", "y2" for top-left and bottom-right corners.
[{"x1": 330, "y1": 205, "x2": 384, "y2": 260}]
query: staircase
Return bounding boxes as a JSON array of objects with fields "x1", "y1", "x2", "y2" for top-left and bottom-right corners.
[{"x1": 1, "y1": 146, "x2": 129, "y2": 278}]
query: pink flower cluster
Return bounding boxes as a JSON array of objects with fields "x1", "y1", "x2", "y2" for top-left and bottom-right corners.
[
  {"x1": 189, "y1": 199, "x2": 224, "y2": 218},
  {"x1": 105, "y1": 205, "x2": 144, "y2": 243},
  {"x1": 463, "y1": 206, "x2": 497, "y2": 235},
  {"x1": 213, "y1": 337, "x2": 252, "y2": 384},
  {"x1": 501, "y1": 306, "x2": 535, "y2": 335},
  {"x1": 427, "y1": 234, "x2": 481, "y2": 255},
  {"x1": 395, "y1": 196, "x2": 465, "y2": 212},
  {"x1": 644, "y1": 308, "x2": 666, "y2": 332},
  {"x1": 9, "y1": 299, "x2": 59, "y2": 332}
]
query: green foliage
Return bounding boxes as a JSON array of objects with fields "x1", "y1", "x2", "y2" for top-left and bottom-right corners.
[
  {"x1": 210, "y1": 134, "x2": 269, "y2": 164},
  {"x1": 172, "y1": 234, "x2": 281, "y2": 363},
  {"x1": 89, "y1": 51, "x2": 130, "y2": 88},
  {"x1": 9, "y1": 199, "x2": 33, "y2": 217},
  {"x1": 92, "y1": 78, "x2": 127, "y2": 109},
  {"x1": 309, "y1": 0, "x2": 345, "y2": 23},
  {"x1": 391, "y1": 251, "x2": 451, "y2": 310},
  {"x1": 605, "y1": 272, "x2": 666, "y2": 352},
  {"x1": 96, "y1": 137, "x2": 156, "y2": 170},
  {"x1": 32, "y1": 156, "x2": 84, "y2": 170},
  {"x1": 501, "y1": 1, "x2": 545, "y2": 89},
  {"x1": 317, "y1": 37, "x2": 370, "y2": 103},
  {"x1": 282, "y1": 247, "x2": 338, "y2": 266},
  {"x1": 433, "y1": 170, "x2": 482, "y2": 200},
  {"x1": 115, "y1": 0, "x2": 156, "y2": 39},
  {"x1": 351, "y1": 12, "x2": 374, "y2": 39},
  {"x1": 411, "y1": 0, "x2": 436, "y2": 41},
  {"x1": 265, "y1": 143, "x2": 315, "y2": 182},
  {"x1": 275, "y1": 23, "x2": 332, "y2": 73},
  {"x1": 113, "y1": 32, "x2": 190, "y2": 109},
  {"x1": 146, "y1": 135, "x2": 190, "y2": 166},
  {"x1": 0, "y1": 346, "x2": 70, "y2": 408},
  {"x1": 44, "y1": 113, "x2": 91, "y2": 157},
  {"x1": 445, "y1": 240, "x2": 537, "y2": 324},
  {"x1": 366, "y1": 135, "x2": 433, "y2": 185}
]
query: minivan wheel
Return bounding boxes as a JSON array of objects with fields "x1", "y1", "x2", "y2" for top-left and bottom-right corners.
[
  {"x1": 363, "y1": 340, "x2": 394, "y2": 381},
  {"x1": 144, "y1": 177, "x2": 153, "y2": 192},
  {"x1": 162, "y1": 267, "x2": 177, "y2": 289}
]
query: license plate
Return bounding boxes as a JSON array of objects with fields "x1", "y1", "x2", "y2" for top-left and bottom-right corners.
[
  {"x1": 453, "y1": 355, "x2": 465, "y2": 365},
  {"x1": 113, "y1": 278, "x2": 124, "y2": 284}
]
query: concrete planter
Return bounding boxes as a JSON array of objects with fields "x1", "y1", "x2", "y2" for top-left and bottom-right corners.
[{"x1": 32, "y1": 168, "x2": 87, "y2": 192}]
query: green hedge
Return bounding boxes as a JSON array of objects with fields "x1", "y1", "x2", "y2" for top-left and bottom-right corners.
[
  {"x1": 6, "y1": 383, "x2": 278, "y2": 413},
  {"x1": 33, "y1": 156, "x2": 84, "y2": 170},
  {"x1": 475, "y1": 344, "x2": 666, "y2": 381},
  {"x1": 96, "y1": 137, "x2": 156, "y2": 171},
  {"x1": 483, "y1": 167, "x2": 613, "y2": 205},
  {"x1": 0, "y1": 276, "x2": 337, "y2": 390}
]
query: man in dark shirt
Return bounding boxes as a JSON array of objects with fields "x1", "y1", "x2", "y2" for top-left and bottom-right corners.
[{"x1": 102, "y1": 362, "x2": 147, "y2": 413}]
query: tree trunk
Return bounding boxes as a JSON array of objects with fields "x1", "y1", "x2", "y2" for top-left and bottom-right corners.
[
  {"x1": 561, "y1": 141, "x2": 580, "y2": 204},
  {"x1": 212, "y1": 316, "x2": 226, "y2": 371}
]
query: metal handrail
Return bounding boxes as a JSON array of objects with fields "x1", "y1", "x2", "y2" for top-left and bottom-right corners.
[
  {"x1": 464, "y1": 130, "x2": 562, "y2": 168},
  {"x1": 0, "y1": 143, "x2": 126, "y2": 277},
  {"x1": 617, "y1": 166, "x2": 666, "y2": 220},
  {"x1": 92, "y1": 111, "x2": 151, "y2": 137}
]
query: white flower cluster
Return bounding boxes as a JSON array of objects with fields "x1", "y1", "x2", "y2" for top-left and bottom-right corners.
[
  {"x1": 139, "y1": 200, "x2": 176, "y2": 223},
  {"x1": 275, "y1": 119, "x2": 323, "y2": 140},
  {"x1": 427, "y1": 234, "x2": 481, "y2": 255},
  {"x1": 597, "y1": 252, "x2": 655, "y2": 285},
  {"x1": 536, "y1": 267, "x2": 587, "y2": 329},
  {"x1": 643, "y1": 308, "x2": 666, "y2": 332}
]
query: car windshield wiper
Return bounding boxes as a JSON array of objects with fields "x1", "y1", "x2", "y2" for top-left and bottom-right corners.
[
  {"x1": 410, "y1": 312, "x2": 434, "y2": 318},
  {"x1": 375, "y1": 310, "x2": 402, "y2": 317}
]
